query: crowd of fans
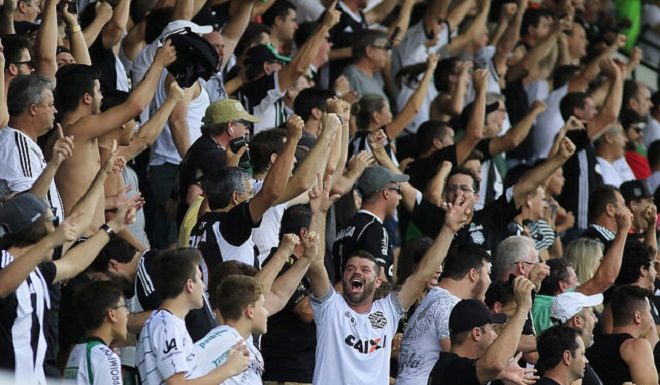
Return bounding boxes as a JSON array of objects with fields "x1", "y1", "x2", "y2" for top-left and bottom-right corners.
[{"x1": 0, "y1": 0, "x2": 659, "y2": 384}]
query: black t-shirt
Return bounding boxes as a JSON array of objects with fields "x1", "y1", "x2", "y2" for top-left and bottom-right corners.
[
  {"x1": 534, "y1": 378, "x2": 560, "y2": 385},
  {"x1": 176, "y1": 135, "x2": 227, "y2": 223},
  {"x1": 408, "y1": 145, "x2": 458, "y2": 192},
  {"x1": 413, "y1": 189, "x2": 520, "y2": 254},
  {"x1": 260, "y1": 248, "x2": 316, "y2": 382},
  {"x1": 238, "y1": 73, "x2": 287, "y2": 131},
  {"x1": 428, "y1": 351, "x2": 481, "y2": 385},
  {"x1": 582, "y1": 363, "x2": 604, "y2": 385},
  {"x1": 135, "y1": 249, "x2": 218, "y2": 342},
  {"x1": 189, "y1": 201, "x2": 261, "y2": 271},
  {"x1": 328, "y1": 3, "x2": 368, "y2": 81},
  {"x1": 332, "y1": 210, "x2": 394, "y2": 281},
  {"x1": 585, "y1": 333, "x2": 633, "y2": 385},
  {"x1": 557, "y1": 130, "x2": 603, "y2": 230}
]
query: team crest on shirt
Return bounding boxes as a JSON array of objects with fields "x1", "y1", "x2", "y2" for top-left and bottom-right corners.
[
  {"x1": 470, "y1": 229, "x2": 485, "y2": 245},
  {"x1": 368, "y1": 311, "x2": 387, "y2": 329},
  {"x1": 344, "y1": 311, "x2": 356, "y2": 325}
]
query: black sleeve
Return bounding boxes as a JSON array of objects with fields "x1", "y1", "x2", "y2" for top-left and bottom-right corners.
[
  {"x1": 429, "y1": 356, "x2": 480, "y2": 385},
  {"x1": 479, "y1": 190, "x2": 520, "y2": 228},
  {"x1": 135, "y1": 251, "x2": 162, "y2": 311},
  {"x1": 430, "y1": 145, "x2": 459, "y2": 168},
  {"x1": 566, "y1": 129, "x2": 590, "y2": 150},
  {"x1": 475, "y1": 139, "x2": 493, "y2": 161},
  {"x1": 39, "y1": 262, "x2": 57, "y2": 285},
  {"x1": 355, "y1": 222, "x2": 390, "y2": 267},
  {"x1": 198, "y1": 148, "x2": 227, "y2": 179},
  {"x1": 413, "y1": 198, "x2": 446, "y2": 238},
  {"x1": 219, "y1": 201, "x2": 261, "y2": 246}
]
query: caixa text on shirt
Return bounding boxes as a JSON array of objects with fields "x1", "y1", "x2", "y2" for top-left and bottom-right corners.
[{"x1": 344, "y1": 335, "x2": 387, "y2": 354}]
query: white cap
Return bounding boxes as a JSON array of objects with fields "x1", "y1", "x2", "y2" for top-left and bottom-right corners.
[
  {"x1": 551, "y1": 292, "x2": 603, "y2": 324},
  {"x1": 161, "y1": 20, "x2": 213, "y2": 39}
]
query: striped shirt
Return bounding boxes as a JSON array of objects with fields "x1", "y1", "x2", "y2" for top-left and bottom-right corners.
[
  {"x1": 0, "y1": 127, "x2": 64, "y2": 223},
  {"x1": 0, "y1": 250, "x2": 57, "y2": 385}
]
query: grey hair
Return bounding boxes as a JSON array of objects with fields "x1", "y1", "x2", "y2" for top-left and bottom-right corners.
[
  {"x1": 7, "y1": 74, "x2": 55, "y2": 116},
  {"x1": 494, "y1": 235, "x2": 537, "y2": 279}
]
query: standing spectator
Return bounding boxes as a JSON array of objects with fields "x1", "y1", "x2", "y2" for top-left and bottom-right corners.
[
  {"x1": 2, "y1": 36, "x2": 34, "y2": 93},
  {"x1": 0, "y1": 75, "x2": 63, "y2": 222},
  {"x1": 594, "y1": 124, "x2": 635, "y2": 187},
  {"x1": 648, "y1": 140, "x2": 660, "y2": 194},
  {"x1": 396, "y1": 243, "x2": 492, "y2": 385},
  {"x1": 135, "y1": 249, "x2": 249, "y2": 385},
  {"x1": 620, "y1": 180, "x2": 657, "y2": 247},
  {"x1": 427, "y1": 277, "x2": 538, "y2": 385},
  {"x1": 333, "y1": 165, "x2": 407, "y2": 282},
  {"x1": 580, "y1": 186, "x2": 629, "y2": 252},
  {"x1": 531, "y1": 259, "x2": 579, "y2": 333},
  {"x1": 550, "y1": 291, "x2": 604, "y2": 385},
  {"x1": 308, "y1": 166, "x2": 472, "y2": 384},
  {"x1": 341, "y1": 30, "x2": 389, "y2": 100},
  {"x1": 261, "y1": 0, "x2": 298, "y2": 55},
  {"x1": 534, "y1": 326, "x2": 588, "y2": 385},
  {"x1": 586, "y1": 285, "x2": 659, "y2": 385},
  {"x1": 63, "y1": 281, "x2": 128, "y2": 385},
  {"x1": 643, "y1": 91, "x2": 660, "y2": 148}
]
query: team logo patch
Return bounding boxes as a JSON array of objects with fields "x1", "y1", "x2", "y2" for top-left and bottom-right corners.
[
  {"x1": 369, "y1": 311, "x2": 387, "y2": 329},
  {"x1": 470, "y1": 230, "x2": 485, "y2": 245}
]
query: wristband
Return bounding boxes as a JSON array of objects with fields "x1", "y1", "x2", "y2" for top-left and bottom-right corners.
[
  {"x1": 100, "y1": 223, "x2": 117, "y2": 238},
  {"x1": 67, "y1": 24, "x2": 81, "y2": 34}
]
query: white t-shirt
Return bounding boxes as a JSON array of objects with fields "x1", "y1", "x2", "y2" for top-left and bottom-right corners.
[
  {"x1": 532, "y1": 84, "x2": 569, "y2": 161},
  {"x1": 311, "y1": 287, "x2": 405, "y2": 385},
  {"x1": 189, "y1": 325, "x2": 264, "y2": 384},
  {"x1": 612, "y1": 157, "x2": 636, "y2": 183},
  {"x1": 251, "y1": 179, "x2": 287, "y2": 265},
  {"x1": 596, "y1": 157, "x2": 627, "y2": 187},
  {"x1": 0, "y1": 127, "x2": 64, "y2": 223},
  {"x1": 136, "y1": 310, "x2": 195, "y2": 385},
  {"x1": 149, "y1": 71, "x2": 209, "y2": 166},
  {"x1": 644, "y1": 117, "x2": 660, "y2": 149},
  {"x1": 395, "y1": 287, "x2": 460, "y2": 385},
  {"x1": 64, "y1": 339, "x2": 123, "y2": 385}
]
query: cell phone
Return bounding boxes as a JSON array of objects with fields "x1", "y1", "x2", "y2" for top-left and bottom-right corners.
[
  {"x1": 228, "y1": 136, "x2": 247, "y2": 153},
  {"x1": 57, "y1": 1, "x2": 78, "y2": 14}
]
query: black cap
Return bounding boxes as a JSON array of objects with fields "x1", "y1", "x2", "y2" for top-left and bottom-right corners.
[
  {"x1": 244, "y1": 44, "x2": 291, "y2": 78},
  {"x1": 0, "y1": 193, "x2": 49, "y2": 239},
  {"x1": 620, "y1": 179, "x2": 653, "y2": 202},
  {"x1": 449, "y1": 299, "x2": 507, "y2": 334}
]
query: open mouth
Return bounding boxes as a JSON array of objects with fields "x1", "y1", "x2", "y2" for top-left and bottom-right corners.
[{"x1": 350, "y1": 279, "x2": 364, "y2": 291}]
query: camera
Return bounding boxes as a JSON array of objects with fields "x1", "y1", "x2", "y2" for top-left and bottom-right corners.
[{"x1": 228, "y1": 136, "x2": 247, "y2": 153}]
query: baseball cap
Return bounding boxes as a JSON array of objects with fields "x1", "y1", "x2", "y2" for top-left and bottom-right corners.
[
  {"x1": 356, "y1": 165, "x2": 409, "y2": 197},
  {"x1": 550, "y1": 292, "x2": 603, "y2": 324},
  {"x1": 163, "y1": 20, "x2": 213, "y2": 37},
  {"x1": 449, "y1": 299, "x2": 507, "y2": 334},
  {"x1": 620, "y1": 179, "x2": 653, "y2": 202},
  {"x1": 0, "y1": 193, "x2": 49, "y2": 239},
  {"x1": 202, "y1": 99, "x2": 260, "y2": 126},
  {"x1": 244, "y1": 43, "x2": 292, "y2": 78}
]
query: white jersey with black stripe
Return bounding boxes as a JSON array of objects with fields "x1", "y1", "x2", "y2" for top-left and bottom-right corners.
[
  {"x1": 64, "y1": 338, "x2": 123, "y2": 385},
  {"x1": 0, "y1": 250, "x2": 56, "y2": 385},
  {"x1": 0, "y1": 127, "x2": 65, "y2": 222}
]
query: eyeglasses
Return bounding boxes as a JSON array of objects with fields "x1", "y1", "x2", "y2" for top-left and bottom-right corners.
[
  {"x1": 112, "y1": 303, "x2": 129, "y2": 311},
  {"x1": 13, "y1": 60, "x2": 34, "y2": 69},
  {"x1": 386, "y1": 186, "x2": 402, "y2": 195},
  {"x1": 445, "y1": 185, "x2": 475, "y2": 194}
]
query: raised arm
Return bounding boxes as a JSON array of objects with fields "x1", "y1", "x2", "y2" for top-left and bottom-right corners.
[
  {"x1": 0, "y1": 0, "x2": 16, "y2": 34},
  {"x1": 62, "y1": 6, "x2": 92, "y2": 65},
  {"x1": 488, "y1": 100, "x2": 545, "y2": 156},
  {"x1": 0, "y1": 213, "x2": 81, "y2": 299},
  {"x1": 102, "y1": 0, "x2": 131, "y2": 49},
  {"x1": 364, "y1": 0, "x2": 398, "y2": 25},
  {"x1": 119, "y1": 82, "x2": 184, "y2": 162},
  {"x1": 221, "y1": 0, "x2": 257, "y2": 69},
  {"x1": 577, "y1": 209, "x2": 631, "y2": 295},
  {"x1": 278, "y1": 5, "x2": 340, "y2": 90},
  {"x1": 248, "y1": 115, "x2": 302, "y2": 223},
  {"x1": 33, "y1": 0, "x2": 58, "y2": 78},
  {"x1": 386, "y1": 0, "x2": 415, "y2": 47},
  {"x1": 256, "y1": 234, "x2": 299, "y2": 300},
  {"x1": 82, "y1": 1, "x2": 114, "y2": 49},
  {"x1": 587, "y1": 58, "x2": 623, "y2": 139},
  {"x1": 71, "y1": 42, "x2": 176, "y2": 141},
  {"x1": 272, "y1": 113, "x2": 340, "y2": 205},
  {"x1": 397, "y1": 195, "x2": 472, "y2": 309},
  {"x1": 30, "y1": 126, "x2": 74, "y2": 198},
  {"x1": 455, "y1": 69, "x2": 487, "y2": 164},
  {"x1": 508, "y1": 23, "x2": 561, "y2": 83},
  {"x1": 476, "y1": 277, "x2": 534, "y2": 384},
  {"x1": 387, "y1": 54, "x2": 438, "y2": 139},
  {"x1": 512, "y1": 137, "x2": 575, "y2": 207}
]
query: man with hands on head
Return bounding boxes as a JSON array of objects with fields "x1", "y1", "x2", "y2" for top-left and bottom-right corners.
[{"x1": 307, "y1": 145, "x2": 474, "y2": 384}]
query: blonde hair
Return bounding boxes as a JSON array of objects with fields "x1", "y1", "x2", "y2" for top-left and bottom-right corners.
[{"x1": 564, "y1": 238, "x2": 604, "y2": 284}]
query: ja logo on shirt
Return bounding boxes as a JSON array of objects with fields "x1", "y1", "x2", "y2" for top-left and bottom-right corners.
[{"x1": 163, "y1": 338, "x2": 178, "y2": 354}]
